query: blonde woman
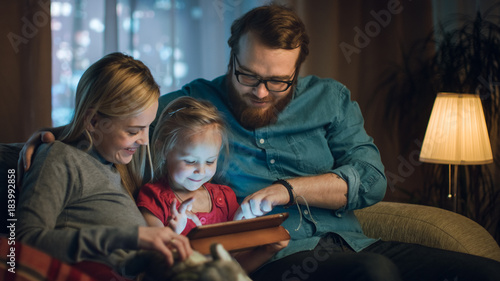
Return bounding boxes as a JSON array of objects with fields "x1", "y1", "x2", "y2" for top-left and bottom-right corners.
[{"x1": 16, "y1": 53, "x2": 192, "y2": 279}]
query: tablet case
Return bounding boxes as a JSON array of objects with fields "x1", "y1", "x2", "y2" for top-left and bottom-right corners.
[{"x1": 187, "y1": 212, "x2": 290, "y2": 254}]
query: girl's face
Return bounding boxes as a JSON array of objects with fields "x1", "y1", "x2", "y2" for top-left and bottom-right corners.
[
  {"x1": 91, "y1": 101, "x2": 158, "y2": 165},
  {"x1": 167, "y1": 125, "x2": 222, "y2": 192}
]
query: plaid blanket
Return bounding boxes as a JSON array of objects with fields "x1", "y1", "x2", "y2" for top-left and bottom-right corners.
[{"x1": 0, "y1": 236, "x2": 100, "y2": 281}]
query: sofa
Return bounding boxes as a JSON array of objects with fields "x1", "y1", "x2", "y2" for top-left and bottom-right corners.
[
  {"x1": 355, "y1": 201, "x2": 500, "y2": 262},
  {"x1": 2, "y1": 142, "x2": 500, "y2": 266}
]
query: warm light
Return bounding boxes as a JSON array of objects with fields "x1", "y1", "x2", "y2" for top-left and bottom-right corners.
[{"x1": 420, "y1": 93, "x2": 493, "y2": 165}]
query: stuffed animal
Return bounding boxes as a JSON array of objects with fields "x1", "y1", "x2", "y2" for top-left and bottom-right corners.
[{"x1": 122, "y1": 243, "x2": 252, "y2": 281}]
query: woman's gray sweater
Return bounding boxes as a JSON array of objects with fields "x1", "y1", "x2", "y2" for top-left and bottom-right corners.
[{"x1": 16, "y1": 141, "x2": 147, "y2": 271}]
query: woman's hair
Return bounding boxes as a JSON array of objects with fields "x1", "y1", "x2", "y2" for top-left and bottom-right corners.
[
  {"x1": 227, "y1": 4, "x2": 309, "y2": 79},
  {"x1": 61, "y1": 52, "x2": 160, "y2": 198},
  {"x1": 151, "y1": 96, "x2": 228, "y2": 182}
]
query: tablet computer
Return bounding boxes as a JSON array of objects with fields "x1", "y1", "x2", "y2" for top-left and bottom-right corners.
[{"x1": 187, "y1": 212, "x2": 290, "y2": 254}]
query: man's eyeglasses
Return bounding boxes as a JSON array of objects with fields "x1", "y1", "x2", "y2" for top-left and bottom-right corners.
[{"x1": 233, "y1": 55, "x2": 295, "y2": 92}]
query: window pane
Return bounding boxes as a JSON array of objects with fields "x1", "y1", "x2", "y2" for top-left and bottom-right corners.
[
  {"x1": 51, "y1": 0, "x2": 264, "y2": 127},
  {"x1": 51, "y1": 0, "x2": 105, "y2": 126}
]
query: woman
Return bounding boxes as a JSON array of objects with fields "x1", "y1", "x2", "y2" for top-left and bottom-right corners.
[{"x1": 16, "y1": 53, "x2": 192, "y2": 279}]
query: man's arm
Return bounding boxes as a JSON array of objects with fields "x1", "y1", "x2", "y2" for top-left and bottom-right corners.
[
  {"x1": 19, "y1": 126, "x2": 64, "y2": 171},
  {"x1": 235, "y1": 173, "x2": 348, "y2": 219}
]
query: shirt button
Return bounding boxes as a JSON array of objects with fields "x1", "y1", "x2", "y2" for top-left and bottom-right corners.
[
  {"x1": 270, "y1": 159, "x2": 275, "y2": 164},
  {"x1": 259, "y1": 139, "x2": 265, "y2": 144},
  {"x1": 303, "y1": 210, "x2": 309, "y2": 215},
  {"x1": 200, "y1": 217, "x2": 207, "y2": 224}
]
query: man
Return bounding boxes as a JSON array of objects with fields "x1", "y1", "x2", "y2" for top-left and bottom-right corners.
[{"x1": 22, "y1": 4, "x2": 500, "y2": 281}]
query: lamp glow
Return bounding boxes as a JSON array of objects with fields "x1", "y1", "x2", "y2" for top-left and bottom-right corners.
[{"x1": 419, "y1": 92, "x2": 493, "y2": 211}]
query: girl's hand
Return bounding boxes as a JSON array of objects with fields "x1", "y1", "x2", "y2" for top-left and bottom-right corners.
[
  {"x1": 168, "y1": 198, "x2": 202, "y2": 234},
  {"x1": 137, "y1": 226, "x2": 193, "y2": 266}
]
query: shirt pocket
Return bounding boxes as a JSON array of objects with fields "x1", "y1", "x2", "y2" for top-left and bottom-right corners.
[{"x1": 285, "y1": 128, "x2": 334, "y2": 174}]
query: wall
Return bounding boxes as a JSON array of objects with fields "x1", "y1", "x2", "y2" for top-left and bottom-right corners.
[{"x1": 294, "y1": 0, "x2": 434, "y2": 202}]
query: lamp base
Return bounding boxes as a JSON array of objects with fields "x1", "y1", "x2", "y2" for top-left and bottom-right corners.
[{"x1": 448, "y1": 164, "x2": 458, "y2": 213}]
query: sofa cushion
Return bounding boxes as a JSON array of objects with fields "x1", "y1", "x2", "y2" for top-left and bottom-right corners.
[{"x1": 355, "y1": 201, "x2": 500, "y2": 262}]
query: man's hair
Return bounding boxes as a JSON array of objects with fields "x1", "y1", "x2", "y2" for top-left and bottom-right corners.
[{"x1": 227, "y1": 4, "x2": 309, "y2": 73}]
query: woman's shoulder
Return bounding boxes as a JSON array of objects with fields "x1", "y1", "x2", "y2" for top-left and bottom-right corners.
[{"x1": 35, "y1": 141, "x2": 83, "y2": 162}]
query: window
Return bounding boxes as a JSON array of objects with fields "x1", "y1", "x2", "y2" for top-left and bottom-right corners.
[{"x1": 51, "y1": 0, "x2": 265, "y2": 126}]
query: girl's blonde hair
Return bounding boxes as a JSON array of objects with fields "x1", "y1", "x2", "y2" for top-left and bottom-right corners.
[
  {"x1": 151, "y1": 96, "x2": 228, "y2": 181},
  {"x1": 60, "y1": 52, "x2": 160, "y2": 198}
]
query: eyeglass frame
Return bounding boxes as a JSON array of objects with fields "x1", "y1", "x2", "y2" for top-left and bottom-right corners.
[{"x1": 232, "y1": 54, "x2": 296, "y2": 92}]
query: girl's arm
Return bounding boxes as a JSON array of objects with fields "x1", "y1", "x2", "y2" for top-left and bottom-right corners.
[{"x1": 140, "y1": 207, "x2": 165, "y2": 227}]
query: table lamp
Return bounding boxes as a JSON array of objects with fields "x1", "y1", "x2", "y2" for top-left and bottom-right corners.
[{"x1": 419, "y1": 92, "x2": 493, "y2": 212}]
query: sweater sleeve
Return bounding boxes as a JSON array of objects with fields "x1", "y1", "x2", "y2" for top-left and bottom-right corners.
[{"x1": 16, "y1": 143, "x2": 138, "y2": 265}]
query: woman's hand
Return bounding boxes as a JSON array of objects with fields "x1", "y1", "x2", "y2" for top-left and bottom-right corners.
[
  {"x1": 168, "y1": 198, "x2": 202, "y2": 234},
  {"x1": 137, "y1": 226, "x2": 193, "y2": 266}
]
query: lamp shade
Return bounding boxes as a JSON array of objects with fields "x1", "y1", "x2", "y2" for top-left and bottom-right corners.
[{"x1": 419, "y1": 92, "x2": 493, "y2": 165}]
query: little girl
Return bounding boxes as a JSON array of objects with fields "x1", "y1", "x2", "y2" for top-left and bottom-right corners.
[
  {"x1": 136, "y1": 96, "x2": 288, "y2": 273},
  {"x1": 136, "y1": 96, "x2": 238, "y2": 235}
]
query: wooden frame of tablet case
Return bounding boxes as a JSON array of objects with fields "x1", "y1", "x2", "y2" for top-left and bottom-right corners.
[{"x1": 187, "y1": 212, "x2": 290, "y2": 255}]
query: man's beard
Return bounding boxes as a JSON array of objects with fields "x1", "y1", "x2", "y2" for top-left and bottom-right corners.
[{"x1": 227, "y1": 77, "x2": 293, "y2": 130}]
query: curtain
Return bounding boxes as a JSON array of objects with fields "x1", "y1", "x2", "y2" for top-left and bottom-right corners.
[{"x1": 0, "y1": 0, "x2": 52, "y2": 143}]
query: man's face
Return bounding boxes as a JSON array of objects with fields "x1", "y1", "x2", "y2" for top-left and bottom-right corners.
[{"x1": 228, "y1": 32, "x2": 300, "y2": 129}]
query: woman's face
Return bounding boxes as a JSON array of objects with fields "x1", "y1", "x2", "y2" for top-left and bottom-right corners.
[
  {"x1": 91, "y1": 101, "x2": 158, "y2": 164},
  {"x1": 167, "y1": 125, "x2": 222, "y2": 192}
]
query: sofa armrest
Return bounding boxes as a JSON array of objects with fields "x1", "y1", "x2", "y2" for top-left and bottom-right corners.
[
  {"x1": 0, "y1": 142, "x2": 23, "y2": 170},
  {"x1": 354, "y1": 201, "x2": 500, "y2": 262}
]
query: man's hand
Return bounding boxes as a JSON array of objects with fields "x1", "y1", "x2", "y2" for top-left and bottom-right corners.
[
  {"x1": 233, "y1": 184, "x2": 290, "y2": 220},
  {"x1": 18, "y1": 131, "x2": 56, "y2": 171},
  {"x1": 17, "y1": 131, "x2": 56, "y2": 188},
  {"x1": 138, "y1": 226, "x2": 193, "y2": 266}
]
